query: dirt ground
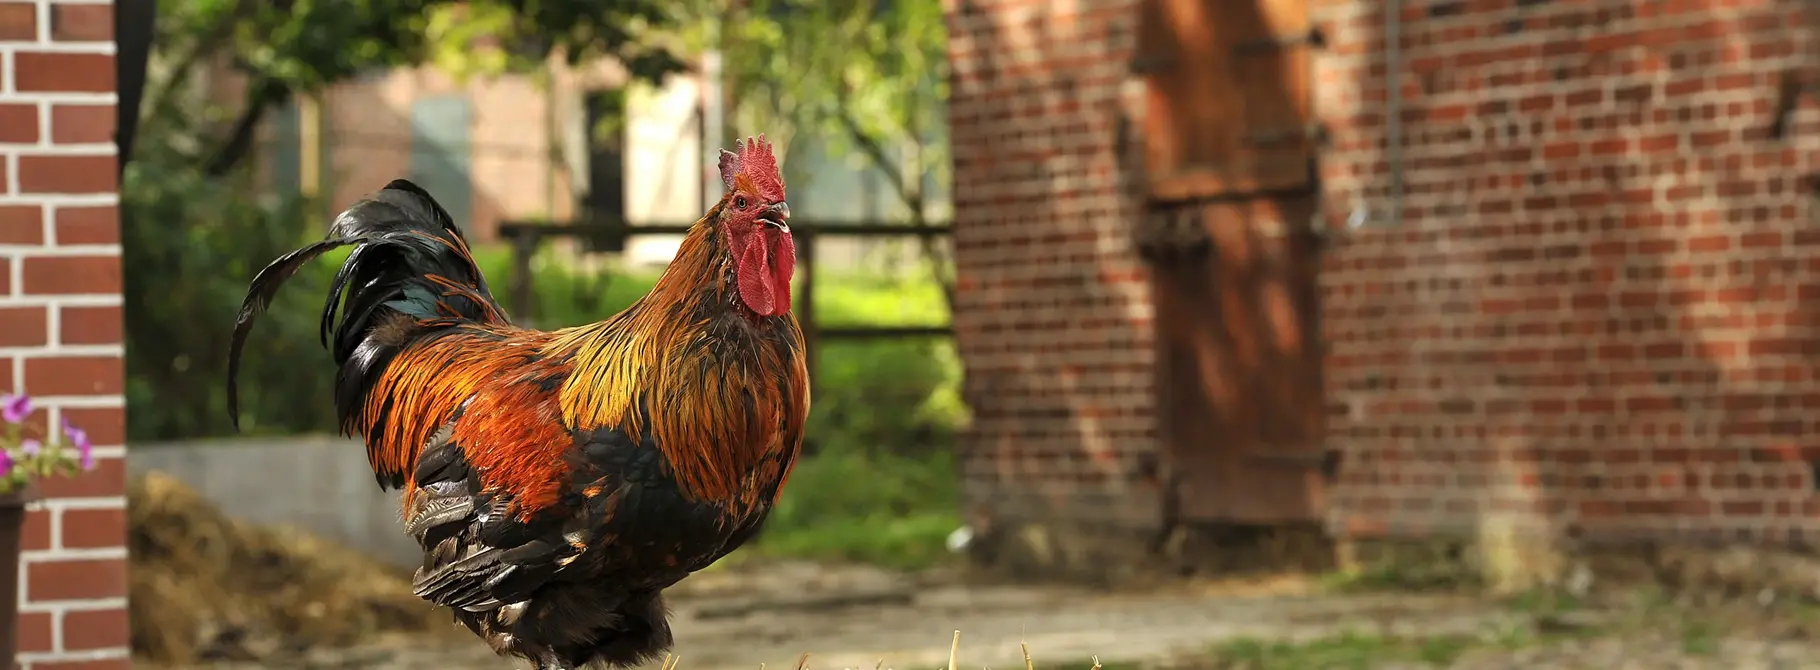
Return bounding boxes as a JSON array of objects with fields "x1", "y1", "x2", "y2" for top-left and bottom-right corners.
[{"x1": 141, "y1": 559, "x2": 1820, "y2": 670}]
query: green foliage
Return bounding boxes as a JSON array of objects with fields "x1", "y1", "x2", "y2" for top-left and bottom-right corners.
[
  {"x1": 222, "y1": 0, "x2": 429, "y2": 90},
  {"x1": 1207, "y1": 632, "x2": 1479, "y2": 670},
  {"x1": 0, "y1": 394, "x2": 98, "y2": 496},
  {"x1": 751, "y1": 447, "x2": 961, "y2": 571},
  {"x1": 141, "y1": 0, "x2": 688, "y2": 176},
  {"x1": 702, "y1": 0, "x2": 950, "y2": 209},
  {"x1": 762, "y1": 270, "x2": 963, "y2": 570},
  {"x1": 419, "y1": 1, "x2": 688, "y2": 83},
  {"x1": 582, "y1": 87, "x2": 632, "y2": 150},
  {"x1": 692, "y1": 0, "x2": 957, "y2": 299},
  {"x1": 122, "y1": 140, "x2": 340, "y2": 440},
  {"x1": 157, "y1": 0, "x2": 685, "y2": 92},
  {"x1": 763, "y1": 300, "x2": 963, "y2": 566},
  {"x1": 461, "y1": 247, "x2": 658, "y2": 327}
]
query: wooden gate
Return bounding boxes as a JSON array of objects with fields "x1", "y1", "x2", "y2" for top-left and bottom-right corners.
[{"x1": 1132, "y1": 0, "x2": 1331, "y2": 524}]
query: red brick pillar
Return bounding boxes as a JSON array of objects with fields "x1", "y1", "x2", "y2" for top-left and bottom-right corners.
[
  {"x1": 0, "y1": 1, "x2": 129, "y2": 667},
  {"x1": 944, "y1": 0, "x2": 1163, "y2": 553}
]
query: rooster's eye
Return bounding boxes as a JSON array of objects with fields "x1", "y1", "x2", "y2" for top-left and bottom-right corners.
[{"x1": 734, "y1": 195, "x2": 749, "y2": 210}]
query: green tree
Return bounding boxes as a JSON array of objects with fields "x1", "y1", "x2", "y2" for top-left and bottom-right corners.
[
  {"x1": 683, "y1": 0, "x2": 954, "y2": 299},
  {"x1": 140, "y1": 0, "x2": 689, "y2": 176}
]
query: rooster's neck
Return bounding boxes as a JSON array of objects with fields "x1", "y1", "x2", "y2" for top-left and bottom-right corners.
[
  {"x1": 550, "y1": 207, "x2": 804, "y2": 503},
  {"x1": 637, "y1": 208, "x2": 743, "y2": 315}
]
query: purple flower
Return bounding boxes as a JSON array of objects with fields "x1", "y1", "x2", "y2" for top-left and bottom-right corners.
[
  {"x1": 19, "y1": 439, "x2": 39, "y2": 457},
  {"x1": 0, "y1": 394, "x2": 27, "y2": 425},
  {"x1": 62, "y1": 418, "x2": 91, "y2": 470},
  {"x1": 0, "y1": 448, "x2": 14, "y2": 478}
]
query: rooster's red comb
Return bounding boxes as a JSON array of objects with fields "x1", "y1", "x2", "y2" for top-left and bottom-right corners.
[{"x1": 718, "y1": 134, "x2": 785, "y2": 202}]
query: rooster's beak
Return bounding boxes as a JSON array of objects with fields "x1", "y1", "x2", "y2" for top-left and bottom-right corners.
[{"x1": 761, "y1": 202, "x2": 791, "y2": 232}]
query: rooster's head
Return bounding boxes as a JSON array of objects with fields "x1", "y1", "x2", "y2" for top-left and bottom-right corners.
[{"x1": 715, "y1": 135, "x2": 793, "y2": 318}]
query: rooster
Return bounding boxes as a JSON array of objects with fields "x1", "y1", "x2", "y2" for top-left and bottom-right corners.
[{"x1": 226, "y1": 136, "x2": 807, "y2": 670}]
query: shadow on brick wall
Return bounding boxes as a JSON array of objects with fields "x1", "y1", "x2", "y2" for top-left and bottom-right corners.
[
  {"x1": 1320, "y1": 1, "x2": 1820, "y2": 591},
  {"x1": 947, "y1": 0, "x2": 1171, "y2": 583}
]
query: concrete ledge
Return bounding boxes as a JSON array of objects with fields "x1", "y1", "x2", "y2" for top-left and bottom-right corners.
[
  {"x1": 968, "y1": 512, "x2": 1820, "y2": 603},
  {"x1": 129, "y1": 435, "x2": 420, "y2": 566},
  {"x1": 966, "y1": 518, "x2": 1337, "y2": 586},
  {"x1": 964, "y1": 519, "x2": 1146, "y2": 587},
  {"x1": 1575, "y1": 544, "x2": 1820, "y2": 603},
  {"x1": 1339, "y1": 530, "x2": 1820, "y2": 604}
]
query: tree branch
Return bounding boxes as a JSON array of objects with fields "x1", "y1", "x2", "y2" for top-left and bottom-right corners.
[
  {"x1": 204, "y1": 78, "x2": 291, "y2": 177},
  {"x1": 142, "y1": 2, "x2": 248, "y2": 126},
  {"x1": 828, "y1": 102, "x2": 955, "y2": 307},
  {"x1": 829, "y1": 105, "x2": 908, "y2": 205}
]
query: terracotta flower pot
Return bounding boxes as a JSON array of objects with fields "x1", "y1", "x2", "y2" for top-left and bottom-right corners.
[{"x1": 0, "y1": 486, "x2": 39, "y2": 667}]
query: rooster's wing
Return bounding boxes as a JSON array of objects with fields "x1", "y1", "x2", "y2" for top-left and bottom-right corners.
[{"x1": 405, "y1": 404, "x2": 731, "y2": 612}]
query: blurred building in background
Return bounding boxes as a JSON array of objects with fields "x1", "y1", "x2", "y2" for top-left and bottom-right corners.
[
  {"x1": 232, "y1": 56, "x2": 940, "y2": 272},
  {"x1": 950, "y1": 0, "x2": 1820, "y2": 584}
]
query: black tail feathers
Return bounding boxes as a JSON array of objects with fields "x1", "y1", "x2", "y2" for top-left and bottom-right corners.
[{"x1": 226, "y1": 179, "x2": 509, "y2": 431}]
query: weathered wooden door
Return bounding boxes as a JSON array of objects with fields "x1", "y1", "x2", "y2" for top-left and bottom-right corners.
[{"x1": 1134, "y1": 0, "x2": 1330, "y2": 524}]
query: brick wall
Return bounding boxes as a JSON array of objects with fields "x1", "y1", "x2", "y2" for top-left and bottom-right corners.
[
  {"x1": 0, "y1": 0, "x2": 129, "y2": 667},
  {"x1": 949, "y1": 0, "x2": 1820, "y2": 566},
  {"x1": 1316, "y1": 0, "x2": 1820, "y2": 545},
  {"x1": 945, "y1": 0, "x2": 1165, "y2": 557}
]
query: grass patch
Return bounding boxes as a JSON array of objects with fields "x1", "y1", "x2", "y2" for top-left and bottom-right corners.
[
  {"x1": 1316, "y1": 563, "x2": 1481, "y2": 595},
  {"x1": 1679, "y1": 619, "x2": 1720, "y2": 656},
  {"x1": 750, "y1": 447, "x2": 963, "y2": 571},
  {"x1": 1049, "y1": 634, "x2": 1482, "y2": 670},
  {"x1": 1203, "y1": 632, "x2": 1479, "y2": 670},
  {"x1": 1501, "y1": 587, "x2": 1586, "y2": 617},
  {"x1": 1162, "y1": 619, "x2": 1596, "y2": 670},
  {"x1": 1053, "y1": 659, "x2": 1141, "y2": 670},
  {"x1": 1052, "y1": 588, "x2": 1617, "y2": 670}
]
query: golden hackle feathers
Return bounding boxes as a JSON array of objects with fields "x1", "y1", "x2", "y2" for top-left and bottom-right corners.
[{"x1": 548, "y1": 192, "x2": 807, "y2": 505}]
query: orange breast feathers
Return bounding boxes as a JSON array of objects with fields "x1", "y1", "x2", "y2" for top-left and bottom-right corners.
[{"x1": 552, "y1": 321, "x2": 809, "y2": 506}]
